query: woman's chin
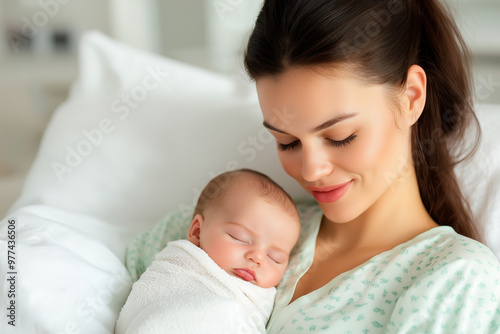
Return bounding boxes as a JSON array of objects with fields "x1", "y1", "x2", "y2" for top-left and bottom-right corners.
[{"x1": 319, "y1": 203, "x2": 361, "y2": 224}]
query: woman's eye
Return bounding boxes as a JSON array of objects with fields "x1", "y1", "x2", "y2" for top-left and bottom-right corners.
[
  {"x1": 277, "y1": 134, "x2": 356, "y2": 151},
  {"x1": 327, "y1": 134, "x2": 357, "y2": 148},
  {"x1": 277, "y1": 140, "x2": 299, "y2": 152}
]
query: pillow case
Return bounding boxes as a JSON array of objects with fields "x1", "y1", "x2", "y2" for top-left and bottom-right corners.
[{"x1": 455, "y1": 103, "x2": 500, "y2": 257}]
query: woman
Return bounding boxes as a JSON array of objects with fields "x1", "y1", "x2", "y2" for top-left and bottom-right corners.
[{"x1": 242, "y1": 0, "x2": 500, "y2": 332}]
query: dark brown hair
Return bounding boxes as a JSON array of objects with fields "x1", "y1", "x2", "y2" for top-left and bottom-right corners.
[
  {"x1": 244, "y1": 0, "x2": 482, "y2": 241},
  {"x1": 193, "y1": 169, "x2": 299, "y2": 222}
]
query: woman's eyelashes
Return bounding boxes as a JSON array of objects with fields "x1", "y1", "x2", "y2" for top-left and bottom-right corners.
[
  {"x1": 276, "y1": 134, "x2": 357, "y2": 151},
  {"x1": 327, "y1": 134, "x2": 357, "y2": 148},
  {"x1": 277, "y1": 140, "x2": 299, "y2": 152}
]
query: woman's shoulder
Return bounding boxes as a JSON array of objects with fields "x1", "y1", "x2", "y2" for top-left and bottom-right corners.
[
  {"x1": 384, "y1": 227, "x2": 500, "y2": 332},
  {"x1": 396, "y1": 226, "x2": 500, "y2": 286},
  {"x1": 420, "y1": 226, "x2": 500, "y2": 271},
  {"x1": 402, "y1": 226, "x2": 500, "y2": 293},
  {"x1": 394, "y1": 226, "x2": 500, "y2": 309}
]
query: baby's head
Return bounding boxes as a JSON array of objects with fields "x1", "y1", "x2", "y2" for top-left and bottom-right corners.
[{"x1": 187, "y1": 169, "x2": 300, "y2": 288}]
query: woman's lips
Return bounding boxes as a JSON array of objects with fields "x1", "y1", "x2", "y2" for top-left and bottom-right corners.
[
  {"x1": 234, "y1": 268, "x2": 256, "y2": 282},
  {"x1": 309, "y1": 180, "x2": 352, "y2": 203}
]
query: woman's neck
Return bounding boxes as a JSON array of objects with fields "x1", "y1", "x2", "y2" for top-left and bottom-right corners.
[{"x1": 318, "y1": 167, "x2": 438, "y2": 253}]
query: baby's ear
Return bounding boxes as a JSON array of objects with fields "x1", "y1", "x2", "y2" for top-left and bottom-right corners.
[{"x1": 187, "y1": 214, "x2": 204, "y2": 246}]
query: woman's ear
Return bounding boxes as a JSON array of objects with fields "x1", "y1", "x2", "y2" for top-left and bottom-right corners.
[
  {"x1": 404, "y1": 64, "x2": 427, "y2": 126},
  {"x1": 187, "y1": 214, "x2": 204, "y2": 246}
]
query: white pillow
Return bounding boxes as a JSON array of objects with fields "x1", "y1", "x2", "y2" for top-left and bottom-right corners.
[
  {"x1": 455, "y1": 103, "x2": 500, "y2": 257},
  {"x1": 9, "y1": 30, "x2": 308, "y2": 253},
  {"x1": 0, "y1": 30, "x2": 499, "y2": 334}
]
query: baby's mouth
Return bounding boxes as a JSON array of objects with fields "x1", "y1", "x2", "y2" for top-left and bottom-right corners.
[{"x1": 233, "y1": 268, "x2": 256, "y2": 282}]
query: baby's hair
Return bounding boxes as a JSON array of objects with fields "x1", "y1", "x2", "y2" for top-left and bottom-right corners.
[{"x1": 193, "y1": 169, "x2": 299, "y2": 221}]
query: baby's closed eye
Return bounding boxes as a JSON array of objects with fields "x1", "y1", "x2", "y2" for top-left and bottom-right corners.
[
  {"x1": 227, "y1": 232, "x2": 250, "y2": 244},
  {"x1": 267, "y1": 250, "x2": 288, "y2": 264}
]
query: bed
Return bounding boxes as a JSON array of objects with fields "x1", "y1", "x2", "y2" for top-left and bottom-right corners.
[{"x1": 0, "y1": 31, "x2": 499, "y2": 334}]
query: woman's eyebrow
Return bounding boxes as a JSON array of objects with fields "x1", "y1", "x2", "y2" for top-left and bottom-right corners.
[
  {"x1": 262, "y1": 121, "x2": 289, "y2": 134},
  {"x1": 312, "y1": 113, "x2": 358, "y2": 133},
  {"x1": 263, "y1": 112, "x2": 358, "y2": 135}
]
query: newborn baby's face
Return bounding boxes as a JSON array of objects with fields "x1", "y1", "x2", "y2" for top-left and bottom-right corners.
[{"x1": 192, "y1": 190, "x2": 300, "y2": 288}]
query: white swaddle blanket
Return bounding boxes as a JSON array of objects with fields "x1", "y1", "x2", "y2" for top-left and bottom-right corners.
[{"x1": 115, "y1": 240, "x2": 277, "y2": 334}]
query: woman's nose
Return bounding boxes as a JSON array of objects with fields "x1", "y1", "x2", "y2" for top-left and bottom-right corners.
[{"x1": 301, "y1": 144, "x2": 334, "y2": 182}]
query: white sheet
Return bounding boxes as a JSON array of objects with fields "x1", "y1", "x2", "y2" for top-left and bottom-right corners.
[{"x1": 0, "y1": 205, "x2": 132, "y2": 333}]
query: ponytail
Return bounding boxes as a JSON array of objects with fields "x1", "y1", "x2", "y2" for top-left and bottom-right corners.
[{"x1": 408, "y1": 0, "x2": 482, "y2": 241}]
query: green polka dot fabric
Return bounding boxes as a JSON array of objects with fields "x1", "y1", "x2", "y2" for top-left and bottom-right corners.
[
  {"x1": 269, "y1": 205, "x2": 500, "y2": 333},
  {"x1": 125, "y1": 203, "x2": 500, "y2": 333},
  {"x1": 125, "y1": 209, "x2": 193, "y2": 282}
]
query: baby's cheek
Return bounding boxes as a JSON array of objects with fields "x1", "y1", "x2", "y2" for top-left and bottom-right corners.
[
  {"x1": 270, "y1": 265, "x2": 287, "y2": 286},
  {"x1": 204, "y1": 241, "x2": 235, "y2": 271}
]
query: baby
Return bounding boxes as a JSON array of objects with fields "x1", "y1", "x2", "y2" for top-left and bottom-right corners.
[{"x1": 115, "y1": 169, "x2": 300, "y2": 334}]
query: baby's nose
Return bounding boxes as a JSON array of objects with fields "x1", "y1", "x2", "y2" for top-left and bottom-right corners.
[{"x1": 246, "y1": 249, "x2": 264, "y2": 265}]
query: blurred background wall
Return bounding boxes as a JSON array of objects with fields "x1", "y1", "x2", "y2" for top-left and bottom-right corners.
[{"x1": 0, "y1": 0, "x2": 499, "y2": 216}]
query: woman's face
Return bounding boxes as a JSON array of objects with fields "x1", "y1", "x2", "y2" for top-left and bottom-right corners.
[{"x1": 256, "y1": 67, "x2": 413, "y2": 224}]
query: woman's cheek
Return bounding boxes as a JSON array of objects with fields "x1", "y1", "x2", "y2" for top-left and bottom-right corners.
[
  {"x1": 348, "y1": 129, "x2": 384, "y2": 172},
  {"x1": 278, "y1": 150, "x2": 302, "y2": 180},
  {"x1": 353, "y1": 123, "x2": 409, "y2": 183}
]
